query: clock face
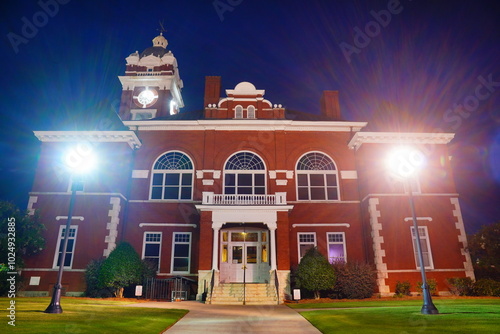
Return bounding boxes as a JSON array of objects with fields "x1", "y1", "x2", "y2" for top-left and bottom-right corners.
[{"x1": 134, "y1": 88, "x2": 158, "y2": 108}]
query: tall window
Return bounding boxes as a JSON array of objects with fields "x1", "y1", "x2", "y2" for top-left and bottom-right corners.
[
  {"x1": 296, "y1": 152, "x2": 339, "y2": 200},
  {"x1": 247, "y1": 105, "x2": 256, "y2": 119},
  {"x1": 327, "y1": 232, "x2": 346, "y2": 263},
  {"x1": 224, "y1": 152, "x2": 266, "y2": 195},
  {"x1": 171, "y1": 232, "x2": 192, "y2": 273},
  {"x1": 298, "y1": 233, "x2": 316, "y2": 262},
  {"x1": 411, "y1": 226, "x2": 434, "y2": 269},
  {"x1": 150, "y1": 151, "x2": 193, "y2": 200},
  {"x1": 53, "y1": 225, "x2": 78, "y2": 269},
  {"x1": 235, "y1": 105, "x2": 243, "y2": 119},
  {"x1": 143, "y1": 232, "x2": 162, "y2": 272}
]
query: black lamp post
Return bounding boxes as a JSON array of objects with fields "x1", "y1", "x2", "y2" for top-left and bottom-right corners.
[
  {"x1": 44, "y1": 181, "x2": 79, "y2": 314},
  {"x1": 407, "y1": 180, "x2": 439, "y2": 315},
  {"x1": 390, "y1": 147, "x2": 438, "y2": 315}
]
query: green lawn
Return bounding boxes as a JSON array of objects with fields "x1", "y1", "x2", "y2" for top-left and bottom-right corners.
[
  {"x1": 0, "y1": 297, "x2": 187, "y2": 334},
  {"x1": 290, "y1": 298, "x2": 500, "y2": 334}
]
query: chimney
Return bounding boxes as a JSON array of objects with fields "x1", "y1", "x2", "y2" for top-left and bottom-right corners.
[
  {"x1": 320, "y1": 90, "x2": 341, "y2": 120},
  {"x1": 204, "y1": 76, "x2": 221, "y2": 107}
]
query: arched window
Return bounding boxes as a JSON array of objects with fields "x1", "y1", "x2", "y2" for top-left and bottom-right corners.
[
  {"x1": 150, "y1": 151, "x2": 194, "y2": 200},
  {"x1": 296, "y1": 152, "x2": 339, "y2": 200},
  {"x1": 234, "y1": 105, "x2": 243, "y2": 119},
  {"x1": 224, "y1": 152, "x2": 266, "y2": 195},
  {"x1": 247, "y1": 105, "x2": 256, "y2": 119}
]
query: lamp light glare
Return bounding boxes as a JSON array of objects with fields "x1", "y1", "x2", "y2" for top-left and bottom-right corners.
[
  {"x1": 387, "y1": 147, "x2": 425, "y2": 178},
  {"x1": 64, "y1": 145, "x2": 97, "y2": 174}
]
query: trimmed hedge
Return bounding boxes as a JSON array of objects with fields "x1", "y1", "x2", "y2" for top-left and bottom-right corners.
[{"x1": 329, "y1": 262, "x2": 376, "y2": 299}]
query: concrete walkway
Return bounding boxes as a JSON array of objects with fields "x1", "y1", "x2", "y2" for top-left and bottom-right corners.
[{"x1": 126, "y1": 301, "x2": 320, "y2": 333}]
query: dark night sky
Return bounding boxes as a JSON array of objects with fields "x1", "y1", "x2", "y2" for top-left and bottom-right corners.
[{"x1": 0, "y1": 0, "x2": 498, "y2": 233}]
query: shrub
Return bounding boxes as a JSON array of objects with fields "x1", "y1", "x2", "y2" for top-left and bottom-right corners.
[
  {"x1": 98, "y1": 242, "x2": 144, "y2": 298},
  {"x1": 330, "y1": 261, "x2": 376, "y2": 299},
  {"x1": 446, "y1": 277, "x2": 475, "y2": 296},
  {"x1": 295, "y1": 247, "x2": 336, "y2": 299},
  {"x1": 84, "y1": 258, "x2": 113, "y2": 298},
  {"x1": 473, "y1": 278, "x2": 500, "y2": 297},
  {"x1": 394, "y1": 280, "x2": 411, "y2": 297},
  {"x1": 416, "y1": 278, "x2": 438, "y2": 296}
]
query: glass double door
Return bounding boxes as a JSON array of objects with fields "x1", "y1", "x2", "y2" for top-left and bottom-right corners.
[{"x1": 220, "y1": 229, "x2": 270, "y2": 283}]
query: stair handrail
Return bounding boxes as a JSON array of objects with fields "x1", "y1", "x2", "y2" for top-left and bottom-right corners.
[
  {"x1": 273, "y1": 269, "x2": 280, "y2": 305},
  {"x1": 208, "y1": 269, "x2": 215, "y2": 303}
]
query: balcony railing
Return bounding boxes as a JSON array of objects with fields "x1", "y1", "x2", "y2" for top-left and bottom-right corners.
[{"x1": 202, "y1": 192, "x2": 287, "y2": 205}]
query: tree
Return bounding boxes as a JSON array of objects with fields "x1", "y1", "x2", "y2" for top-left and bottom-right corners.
[
  {"x1": 467, "y1": 222, "x2": 500, "y2": 280},
  {"x1": 295, "y1": 247, "x2": 336, "y2": 299},
  {"x1": 98, "y1": 242, "x2": 143, "y2": 298},
  {"x1": 1, "y1": 202, "x2": 45, "y2": 295}
]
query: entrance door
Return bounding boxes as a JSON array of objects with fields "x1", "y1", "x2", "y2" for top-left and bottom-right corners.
[{"x1": 220, "y1": 229, "x2": 270, "y2": 283}]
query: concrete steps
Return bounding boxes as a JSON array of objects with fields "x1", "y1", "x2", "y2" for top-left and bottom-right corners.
[{"x1": 208, "y1": 283, "x2": 278, "y2": 305}]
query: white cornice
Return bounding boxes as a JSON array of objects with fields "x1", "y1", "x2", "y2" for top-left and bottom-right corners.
[
  {"x1": 33, "y1": 131, "x2": 142, "y2": 149},
  {"x1": 348, "y1": 132, "x2": 455, "y2": 150},
  {"x1": 123, "y1": 119, "x2": 367, "y2": 132}
]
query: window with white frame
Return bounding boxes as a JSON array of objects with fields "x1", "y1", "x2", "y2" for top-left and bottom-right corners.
[
  {"x1": 142, "y1": 232, "x2": 162, "y2": 272},
  {"x1": 53, "y1": 225, "x2": 78, "y2": 268},
  {"x1": 234, "y1": 105, "x2": 243, "y2": 119},
  {"x1": 171, "y1": 233, "x2": 191, "y2": 273},
  {"x1": 224, "y1": 152, "x2": 266, "y2": 195},
  {"x1": 403, "y1": 175, "x2": 422, "y2": 194},
  {"x1": 298, "y1": 233, "x2": 316, "y2": 261},
  {"x1": 247, "y1": 105, "x2": 256, "y2": 119},
  {"x1": 327, "y1": 232, "x2": 346, "y2": 263},
  {"x1": 150, "y1": 151, "x2": 194, "y2": 200},
  {"x1": 296, "y1": 152, "x2": 339, "y2": 200},
  {"x1": 410, "y1": 226, "x2": 434, "y2": 269}
]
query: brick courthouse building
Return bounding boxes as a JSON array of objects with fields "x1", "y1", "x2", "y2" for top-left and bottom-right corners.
[{"x1": 22, "y1": 34, "x2": 475, "y2": 303}]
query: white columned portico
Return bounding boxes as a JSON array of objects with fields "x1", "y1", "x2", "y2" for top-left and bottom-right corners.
[
  {"x1": 212, "y1": 221, "x2": 224, "y2": 270},
  {"x1": 265, "y1": 222, "x2": 277, "y2": 271}
]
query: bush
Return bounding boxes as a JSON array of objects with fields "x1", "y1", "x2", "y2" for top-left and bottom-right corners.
[
  {"x1": 295, "y1": 247, "x2": 336, "y2": 299},
  {"x1": 394, "y1": 280, "x2": 411, "y2": 297},
  {"x1": 473, "y1": 278, "x2": 500, "y2": 297},
  {"x1": 416, "y1": 278, "x2": 438, "y2": 296},
  {"x1": 446, "y1": 277, "x2": 475, "y2": 296},
  {"x1": 98, "y1": 242, "x2": 144, "y2": 298},
  {"x1": 329, "y1": 262, "x2": 376, "y2": 299},
  {"x1": 84, "y1": 259, "x2": 113, "y2": 298}
]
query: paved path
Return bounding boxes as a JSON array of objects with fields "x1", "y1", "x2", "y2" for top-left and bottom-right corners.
[{"x1": 126, "y1": 301, "x2": 320, "y2": 333}]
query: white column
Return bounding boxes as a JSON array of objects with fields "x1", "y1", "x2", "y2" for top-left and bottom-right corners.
[
  {"x1": 212, "y1": 222, "x2": 223, "y2": 270},
  {"x1": 267, "y1": 222, "x2": 278, "y2": 271}
]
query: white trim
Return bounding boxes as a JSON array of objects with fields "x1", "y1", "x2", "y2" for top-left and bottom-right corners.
[
  {"x1": 27, "y1": 196, "x2": 37, "y2": 215},
  {"x1": 34, "y1": 131, "x2": 142, "y2": 149},
  {"x1": 276, "y1": 179, "x2": 288, "y2": 186},
  {"x1": 327, "y1": 232, "x2": 347, "y2": 263},
  {"x1": 131, "y1": 109, "x2": 157, "y2": 120},
  {"x1": 103, "y1": 197, "x2": 121, "y2": 257},
  {"x1": 361, "y1": 193, "x2": 460, "y2": 203},
  {"x1": 52, "y1": 225, "x2": 78, "y2": 269},
  {"x1": 450, "y1": 198, "x2": 475, "y2": 279},
  {"x1": 386, "y1": 268, "x2": 471, "y2": 273},
  {"x1": 123, "y1": 119, "x2": 367, "y2": 132},
  {"x1": 287, "y1": 200, "x2": 360, "y2": 204},
  {"x1": 22, "y1": 268, "x2": 86, "y2": 272},
  {"x1": 403, "y1": 217, "x2": 432, "y2": 222},
  {"x1": 202, "y1": 179, "x2": 214, "y2": 185},
  {"x1": 132, "y1": 170, "x2": 149, "y2": 178},
  {"x1": 29, "y1": 192, "x2": 128, "y2": 201},
  {"x1": 292, "y1": 223, "x2": 350, "y2": 228},
  {"x1": 150, "y1": 151, "x2": 194, "y2": 200},
  {"x1": 369, "y1": 198, "x2": 390, "y2": 294},
  {"x1": 55, "y1": 216, "x2": 84, "y2": 221},
  {"x1": 348, "y1": 132, "x2": 455, "y2": 150},
  {"x1": 340, "y1": 170, "x2": 358, "y2": 179},
  {"x1": 142, "y1": 232, "x2": 162, "y2": 272},
  {"x1": 171, "y1": 232, "x2": 192, "y2": 274},
  {"x1": 410, "y1": 226, "x2": 435, "y2": 270},
  {"x1": 139, "y1": 223, "x2": 197, "y2": 228},
  {"x1": 296, "y1": 151, "x2": 340, "y2": 201},
  {"x1": 297, "y1": 232, "x2": 317, "y2": 262}
]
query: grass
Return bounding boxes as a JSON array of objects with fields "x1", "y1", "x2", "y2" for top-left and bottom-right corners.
[
  {"x1": 0, "y1": 297, "x2": 188, "y2": 334},
  {"x1": 290, "y1": 298, "x2": 500, "y2": 334}
]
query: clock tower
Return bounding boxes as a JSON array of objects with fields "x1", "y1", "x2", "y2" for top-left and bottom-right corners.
[{"x1": 118, "y1": 33, "x2": 184, "y2": 120}]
